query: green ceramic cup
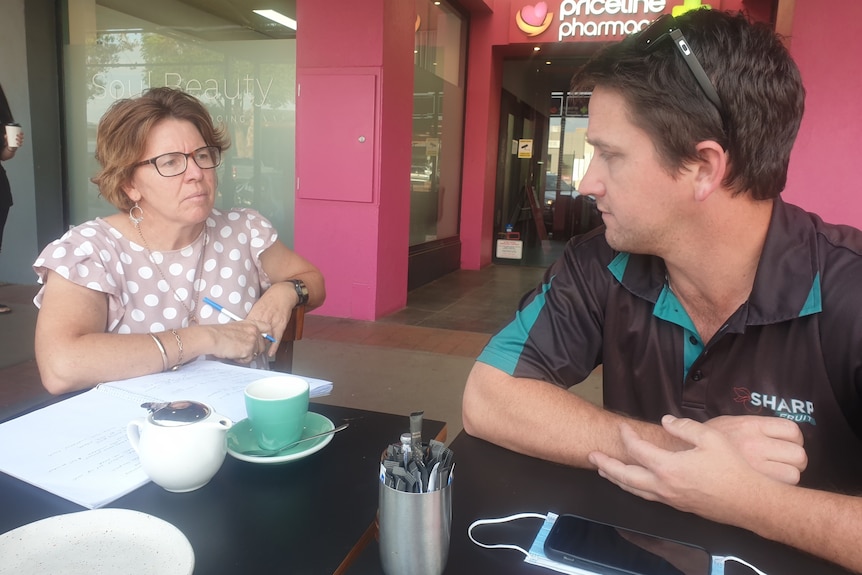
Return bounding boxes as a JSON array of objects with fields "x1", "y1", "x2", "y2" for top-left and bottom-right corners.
[{"x1": 244, "y1": 375, "x2": 310, "y2": 450}]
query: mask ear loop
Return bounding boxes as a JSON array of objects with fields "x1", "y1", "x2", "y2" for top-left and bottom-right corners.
[{"x1": 467, "y1": 512, "x2": 548, "y2": 558}]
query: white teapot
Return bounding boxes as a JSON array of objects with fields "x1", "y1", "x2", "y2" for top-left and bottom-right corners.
[{"x1": 127, "y1": 400, "x2": 232, "y2": 493}]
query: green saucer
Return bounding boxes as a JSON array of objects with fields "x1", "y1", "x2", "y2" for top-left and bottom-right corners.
[{"x1": 227, "y1": 412, "x2": 335, "y2": 464}]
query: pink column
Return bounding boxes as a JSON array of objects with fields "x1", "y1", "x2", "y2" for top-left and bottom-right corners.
[{"x1": 295, "y1": 0, "x2": 414, "y2": 319}]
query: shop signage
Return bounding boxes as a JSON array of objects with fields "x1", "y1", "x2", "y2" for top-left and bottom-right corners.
[{"x1": 511, "y1": 0, "x2": 708, "y2": 43}]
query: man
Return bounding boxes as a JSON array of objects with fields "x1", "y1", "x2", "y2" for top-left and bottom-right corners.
[{"x1": 462, "y1": 9, "x2": 862, "y2": 573}]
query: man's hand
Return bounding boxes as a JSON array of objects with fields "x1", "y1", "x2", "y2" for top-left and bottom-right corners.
[
  {"x1": 588, "y1": 415, "x2": 777, "y2": 522},
  {"x1": 704, "y1": 415, "x2": 807, "y2": 484}
]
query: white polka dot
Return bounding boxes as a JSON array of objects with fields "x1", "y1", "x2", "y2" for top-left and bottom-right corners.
[
  {"x1": 163, "y1": 307, "x2": 178, "y2": 320},
  {"x1": 229, "y1": 249, "x2": 241, "y2": 261},
  {"x1": 180, "y1": 245, "x2": 194, "y2": 257},
  {"x1": 210, "y1": 285, "x2": 223, "y2": 298},
  {"x1": 144, "y1": 294, "x2": 160, "y2": 307},
  {"x1": 108, "y1": 319, "x2": 120, "y2": 331},
  {"x1": 243, "y1": 301, "x2": 253, "y2": 314},
  {"x1": 204, "y1": 258, "x2": 217, "y2": 272},
  {"x1": 213, "y1": 241, "x2": 224, "y2": 254},
  {"x1": 195, "y1": 278, "x2": 206, "y2": 293},
  {"x1": 108, "y1": 227, "x2": 123, "y2": 239},
  {"x1": 247, "y1": 286, "x2": 256, "y2": 298},
  {"x1": 169, "y1": 263, "x2": 184, "y2": 276},
  {"x1": 150, "y1": 252, "x2": 164, "y2": 265},
  {"x1": 121, "y1": 292, "x2": 130, "y2": 305},
  {"x1": 115, "y1": 261, "x2": 126, "y2": 276},
  {"x1": 105, "y1": 275, "x2": 117, "y2": 288},
  {"x1": 220, "y1": 226, "x2": 232, "y2": 239},
  {"x1": 78, "y1": 241, "x2": 95, "y2": 256},
  {"x1": 185, "y1": 268, "x2": 196, "y2": 282},
  {"x1": 238, "y1": 274, "x2": 247, "y2": 287},
  {"x1": 131, "y1": 309, "x2": 145, "y2": 322},
  {"x1": 120, "y1": 253, "x2": 133, "y2": 265},
  {"x1": 130, "y1": 242, "x2": 145, "y2": 252},
  {"x1": 237, "y1": 233, "x2": 248, "y2": 245},
  {"x1": 250, "y1": 228, "x2": 260, "y2": 238},
  {"x1": 250, "y1": 237, "x2": 265, "y2": 249},
  {"x1": 85, "y1": 281, "x2": 102, "y2": 291},
  {"x1": 150, "y1": 322, "x2": 166, "y2": 332},
  {"x1": 99, "y1": 249, "x2": 112, "y2": 262},
  {"x1": 80, "y1": 227, "x2": 97, "y2": 237},
  {"x1": 76, "y1": 264, "x2": 90, "y2": 277},
  {"x1": 217, "y1": 313, "x2": 230, "y2": 325},
  {"x1": 244, "y1": 259, "x2": 252, "y2": 271},
  {"x1": 220, "y1": 267, "x2": 233, "y2": 280},
  {"x1": 174, "y1": 287, "x2": 189, "y2": 300},
  {"x1": 156, "y1": 279, "x2": 169, "y2": 293},
  {"x1": 56, "y1": 265, "x2": 70, "y2": 279},
  {"x1": 199, "y1": 306, "x2": 214, "y2": 320},
  {"x1": 127, "y1": 281, "x2": 139, "y2": 294},
  {"x1": 138, "y1": 266, "x2": 154, "y2": 280},
  {"x1": 52, "y1": 246, "x2": 67, "y2": 259},
  {"x1": 34, "y1": 257, "x2": 45, "y2": 267},
  {"x1": 228, "y1": 291, "x2": 241, "y2": 304},
  {"x1": 228, "y1": 211, "x2": 241, "y2": 221},
  {"x1": 117, "y1": 324, "x2": 131, "y2": 334}
]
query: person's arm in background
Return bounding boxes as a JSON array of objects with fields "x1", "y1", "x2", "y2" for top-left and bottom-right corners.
[{"x1": 590, "y1": 416, "x2": 862, "y2": 573}]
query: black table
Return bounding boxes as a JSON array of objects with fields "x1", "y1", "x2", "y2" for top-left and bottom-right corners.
[
  {"x1": 350, "y1": 431, "x2": 854, "y2": 575},
  {"x1": 0, "y1": 402, "x2": 445, "y2": 575}
]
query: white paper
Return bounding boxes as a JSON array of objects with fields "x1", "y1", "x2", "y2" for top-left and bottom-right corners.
[{"x1": 0, "y1": 360, "x2": 333, "y2": 509}]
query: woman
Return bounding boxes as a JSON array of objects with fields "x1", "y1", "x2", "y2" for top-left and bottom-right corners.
[
  {"x1": 33, "y1": 87, "x2": 324, "y2": 394},
  {"x1": 1, "y1": 83, "x2": 25, "y2": 314}
]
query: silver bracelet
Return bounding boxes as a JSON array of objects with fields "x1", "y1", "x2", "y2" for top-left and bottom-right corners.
[
  {"x1": 148, "y1": 333, "x2": 169, "y2": 372},
  {"x1": 170, "y1": 328, "x2": 183, "y2": 371}
]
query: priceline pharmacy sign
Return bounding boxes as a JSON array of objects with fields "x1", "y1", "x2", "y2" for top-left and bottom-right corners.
[{"x1": 513, "y1": 0, "x2": 670, "y2": 42}]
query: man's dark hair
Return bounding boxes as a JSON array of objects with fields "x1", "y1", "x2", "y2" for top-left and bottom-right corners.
[{"x1": 572, "y1": 10, "x2": 805, "y2": 200}]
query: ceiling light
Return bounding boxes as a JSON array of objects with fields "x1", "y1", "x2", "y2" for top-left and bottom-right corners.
[
  {"x1": 533, "y1": 46, "x2": 541, "y2": 52},
  {"x1": 545, "y1": 61, "x2": 552, "y2": 65},
  {"x1": 254, "y1": 9, "x2": 297, "y2": 30}
]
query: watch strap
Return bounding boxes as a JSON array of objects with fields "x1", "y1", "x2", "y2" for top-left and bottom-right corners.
[{"x1": 288, "y1": 279, "x2": 309, "y2": 307}]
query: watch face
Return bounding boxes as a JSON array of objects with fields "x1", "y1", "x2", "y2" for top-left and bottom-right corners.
[{"x1": 292, "y1": 279, "x2": 309, "y2": 305}]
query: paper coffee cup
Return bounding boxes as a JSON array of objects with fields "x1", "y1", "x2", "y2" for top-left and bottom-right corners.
[{"x1": 5, "y1": 124, "x2": 22, "y2": 149}]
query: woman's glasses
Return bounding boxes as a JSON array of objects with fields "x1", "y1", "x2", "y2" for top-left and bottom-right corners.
[{"x1": 134, "y1": 145, "x2": 222, "y2": 177}]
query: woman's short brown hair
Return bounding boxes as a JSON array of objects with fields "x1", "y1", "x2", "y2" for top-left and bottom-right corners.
[{"x1": 91, "y1": 87, "x2": 230, "y2": 211}]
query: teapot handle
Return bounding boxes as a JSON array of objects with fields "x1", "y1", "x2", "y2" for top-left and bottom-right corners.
[{"x1": 126, "y1": 417, "x2": 146, "y2": 453}]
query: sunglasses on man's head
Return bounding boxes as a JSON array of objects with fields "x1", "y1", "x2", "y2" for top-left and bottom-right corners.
[{"x1": 636, "y1": 14, "x2": 725, "y2": 118}]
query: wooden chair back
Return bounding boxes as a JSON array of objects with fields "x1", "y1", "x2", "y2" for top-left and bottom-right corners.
[{"x1": 271, "y1": 306, "x2": 305, "y2": 373}]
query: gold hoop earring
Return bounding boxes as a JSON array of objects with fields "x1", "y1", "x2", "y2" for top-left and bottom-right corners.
[{"x1": 129, "y1": 203, "x2": 144, "y2": 226}]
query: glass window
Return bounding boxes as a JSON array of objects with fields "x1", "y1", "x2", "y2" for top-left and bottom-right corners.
[
  {"x1": 411, "y1": 0, "x2": 466, "y2": 246},
  {"x1": 62, "y1": 0, "x2": 297, "y2": 242}
]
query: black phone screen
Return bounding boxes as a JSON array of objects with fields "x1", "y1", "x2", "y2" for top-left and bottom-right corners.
[{"x1": 543, "y1": 514, "x2": 711, "y2": 575}]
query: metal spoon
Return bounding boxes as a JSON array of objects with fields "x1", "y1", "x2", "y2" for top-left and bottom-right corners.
[{"x1": 240, "y1": 423, "x2": 349, "y2": 457}]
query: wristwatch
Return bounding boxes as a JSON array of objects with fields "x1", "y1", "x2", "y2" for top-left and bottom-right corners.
[{"x1": 288, "y1": 279, "x2": 309, "y2": 307}]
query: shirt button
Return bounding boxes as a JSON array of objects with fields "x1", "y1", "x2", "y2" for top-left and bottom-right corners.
[
  {"x1": 691, "y1": 370, "x2": 703, "y2": 381},
  {"x1": 689, "y1": 335, "x2": 698, "y2": 345}
]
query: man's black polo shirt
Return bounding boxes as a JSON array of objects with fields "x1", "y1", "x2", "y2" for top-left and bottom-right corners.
[{"x1": 479, "y1": 198, "x2": 862, "y2": 490}]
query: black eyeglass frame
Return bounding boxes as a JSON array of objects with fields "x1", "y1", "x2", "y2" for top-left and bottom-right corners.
[
  {"x1": 133, "y1": 145, "x2": 222, "y2": 177},
  {"x1": 637, "y1": 14, "x2": 725, "y2": 117}
]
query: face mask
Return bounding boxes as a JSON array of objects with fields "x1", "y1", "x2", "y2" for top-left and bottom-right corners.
[{"x1": 467, "y1": 512, "x2": 768, "y2": 575}]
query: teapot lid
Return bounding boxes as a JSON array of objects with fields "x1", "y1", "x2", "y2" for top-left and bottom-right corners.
[{"x1": 141, "y1": 400, "x2": 212, "y2": 427}]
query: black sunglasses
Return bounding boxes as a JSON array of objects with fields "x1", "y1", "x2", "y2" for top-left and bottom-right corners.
[{"x1": 637, "y1": 14, "x2": 725, "y2": 117}]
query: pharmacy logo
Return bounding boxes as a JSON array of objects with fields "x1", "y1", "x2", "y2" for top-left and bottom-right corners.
[{"x1": 516, "y1": 2, "x2": 553, "y2": 37}]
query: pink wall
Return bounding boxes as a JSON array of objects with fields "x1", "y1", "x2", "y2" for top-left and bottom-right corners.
[
  {"x1": 783, "y1": 0, "x2": 862, "y2": 228},
  {"x1": 295, "y1": 0, "x2": 413, "y2": 319}
]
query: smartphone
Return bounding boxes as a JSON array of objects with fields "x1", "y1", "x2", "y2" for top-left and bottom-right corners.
[{"x1": 543, "y1": 514, "x2": 712, "y2": 575}]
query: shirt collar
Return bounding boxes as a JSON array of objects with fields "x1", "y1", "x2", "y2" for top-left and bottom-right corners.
[{"x1": 609, "y1": 198, "x2": 821, "y2": 328}]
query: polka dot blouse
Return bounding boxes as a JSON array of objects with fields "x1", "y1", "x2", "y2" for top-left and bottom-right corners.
[{"x1": 33, "y1": 208, "x2": 277, "y2": 368}]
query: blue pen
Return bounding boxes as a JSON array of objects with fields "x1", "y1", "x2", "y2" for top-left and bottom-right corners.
[{"x1": 203, "y1": 297, "x2": 276, "y2": 343}]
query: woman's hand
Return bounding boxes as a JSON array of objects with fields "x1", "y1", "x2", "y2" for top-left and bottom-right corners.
[{"x1": 246, "y1": 282, "x2": 296, "y2": 358}]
